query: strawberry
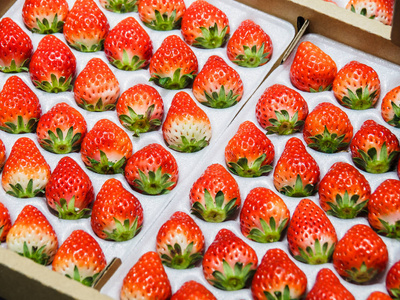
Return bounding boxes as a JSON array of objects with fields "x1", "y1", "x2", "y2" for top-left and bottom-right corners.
[
  {"x1": 36, "y1": 102, "x2": 87, "y2": 154},
  {"x1": 156, "y1": 211, "x2": 204, "y2": 269},
  {"x1": 224, "y1": 120, "x2": 275, "y2": 177},
  {"x1": 367, "y1": 291, "x2": 393, "y2": 300},
  {"x1": 202, "y1": 229, "x2": 258, "y2": 291},
  {"x1": 255, "y1": 83, "x2": 309, "y2": 135},
  {"x1": 0, "y1": 76, "x2": 41, "y2": 134},
  {"x1": 190, "y1": 163, "x2": 241, "y2": 223},
  {"x1": 104, "y1": 17, "x2": 153, "y2": 71},
  {"x1": 273, "y1": 137, "x2": 320, "y2": 197},
  {"x1": 381, "y1": 85, "x2": 400, "y2": 128},
  {"x1": 73, "y1": 58, "x2": 120, "y2": 112},
  {"x1": 0, "y1": 18, "x2": 33, "y2": 73},
  {"x1": 171, "y1": 280, "x2": 217, "y2": 300},
  {"x1": 192, "y1": 55, "x2": 244, "y2": 108},
  {"x1": 91, "y1": 178, "x2": 143, "y2": 241},
  {"x1": 29, "y1": 35, "x2": 76, "y2": 93},
  {"x1": 80, "y1": 119, "x2": 133, "y2": 174},
  {"x1": 240, "y1": 187, "x2": 290, "y2": 243},
  {"x1": 120, "y1": 251, "x2": 171, "y2": 300},
  {"x1": 251, "y1": 248, "x2": 307, "y2": 300},
  {"x1": 0, "y1": 202, "x2": 11, "y2": 242},
  {"x1": 99, "y1": 0, "x2": 138, "y2": 13},
  {"x1": 45, "y1": 156, "x2": 94, "y2": 220},
  {"x1": 116, "y1": 84, "x2": 164, "y2": 137},
  {"x1": 303, "y1": 102, "x2": 353, "y2": 153},
  {"x1": 52, "y1": 230, "x2": 107, "y2": 287},
  {"x1": 319, "y1": 162, "x2": 371, "y2": 219},
  {"x1": 333, "y1": 224, "x2": 388, "y2": 283},
  {"x1": 181, "y1": 0, "x2": 230, "y2": 49},
  {"x1": 124, "y1": 143, "x2": 179, "y2": 195},
  {"x1": 332, "y1": 60, "x2": 381, "y2": 110},
  {"x1": 6, "y1": 205, "x2": 58, "y2": 265},
  {"x1": 0, "y1": 139, "x2": 5, "y2": 171},
  {"x1": 226, "y1": 19, "x2": 273, "y2": 68},
  {"x1": 2, "y1": 137, "x2": 51, "y2": 198},
  {"x1": 290, "y1": 41, "x2": 337, "y2": 92},
  {"x1": 350, "y1": 119, "x2": 400, "y2": 173},
  {"x1": 149, "y1": 35, "x2": 198, "y2": 90},
  {"x1": 386, "y1": 260, "x2": 400, "y2": 299},
  {"x1": 346, "y1": 0, "x2": 394, "y2": 25}
]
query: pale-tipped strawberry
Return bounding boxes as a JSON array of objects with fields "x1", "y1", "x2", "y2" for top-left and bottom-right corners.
[
  {"x1": 346, "y1": 0, "x2": 394, "y2": 25},
  {"x1": 0, "y1": 202, "x2": 11, "y2": 242},
  {"x1": 381, "y1": 85, "x2": 400, "y2": 128},
  {"x1": 91, "y1": 178, "x2": 143, "y2": 241},
  {"x1": 7, "y1": 205, "x2": 58, "y2": 265},
  {"x1": 224, "y1": 121, "x2": 274, "y2": 177},
  {"x1": 367, "y1": 291, "x2": 393, "y2": 300},
  {"x1": 124, "y1": 143, "x2": 179, "y2": 195},
  {"x1": 192, "y1": 55, "x2": 244, "y2": 108},
  {"x1": 171, "y1": 281, "x2": 217, "y2": 300},
  {"x1": 386, "y1": 260, "x2": 400, "y2": 299},
  {"x1": 74, "y1": 58, "x2": 120, "y2": 112},
  {"x1": 99, "y1": 0, "x2": 138, "y2": 13}
]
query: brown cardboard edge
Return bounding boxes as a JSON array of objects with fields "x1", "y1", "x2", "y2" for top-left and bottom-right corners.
[
  {"x1": 391, "y1": 0, "x2": 400, "y2": 45},
  {"x1": 0, "y1": 0, "x2": 16, "y2": 18}
]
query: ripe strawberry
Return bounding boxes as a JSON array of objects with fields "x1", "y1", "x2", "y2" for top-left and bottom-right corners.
[
  {"x1": 346, "y1": 0, "x2": 394, "y2": 25},
  {"x1": 91, "y1": 178, "x2": 143, "y2": 241},
  {"x1": 273, "y1": 137, "x2": 320, "y2": 197},
  {"x1": 227, "y1": 19, "x2": 273, "y2": 68},
  {"x1": 255, "y1": 83, "x2": 309, "y2": 135},
  {"x1": 367, "y1": 291, "x2": 393, "y2": 300},
  {"x1": 251, "y1": 248, "x2": 307, "y2": 300},
  {"x1": 290, "y1": 41, "x2": 337, "y2": 92},
  {"x1": 181, "y1": 0, "x2": 230, "y2": 49},
  {"x1": 156, "y1": 211, "x2": 204, "y2": 269},
  {"x1": 333, "y1": 224, "x2": 388, "y2": 283},
  {"x1": 192, "y1": 55, "x2": 244, "y2": 108},
  {"x1": 2, "y1": 137, "x2": 51, "y2": 198},
  {"x1": 350, "y1": 119, "x2": 400, "y2": 173},
  {"x1": 162, "y1": 91, "x2": 211, "y2": 153},
  {"x1": 190, "y1": 163, "x2": 241, "y2": 223},
  {"x1": 0, "y1": 76, "x2": 41, "y2": 134},
  {"x1": 171, "y1": 280, "x2": 217, "y2": 300},
  {"x1": 381, "y1": 85, "x2": 400, "y2": 128},
  {"x1": 120, "y1": 251, "x2": 171, "y2": 300},
  {"x1": 0, "y1": 139, "x2": 5, "y2": 171},
  {"x1": 104, "y1": 17, "x2": 153, "y2": 71},
  {"x1": 149, "y1": 35, "x2": 198, "y2": 90},
  {"x1": 29, "y1": 35, "x2": 76, "y2": 93},
  {"x1": 386, "y1": 260, "x2": 400, "y2": 299},
  {"x1": 99, "y1": 0, "x2": 138, "y2": 13},
  {"x1": 116, "y1": 84, "x2": 164, "y2": 137},
  {"x1": 240, "y1": 187, "x2": 290, "y2": 243},
  {"x1": 45, "y1": 156, "x2": 94, "y2": 220},
  {"x1": 6, "y1": 205, "x2": 58, "y2": 265},
  {"x1": 73, "y1": 58, "x2": 120, "y2": 112},
  {"x1": 52, "y1": 230, "x2": 107, "y2": 287},
  {"x1": 0, "y1": 202, "x2": 11, "y2": 242},
  {"x1": 333, "y1": 61, "x2": 381, "y2": 110},
  {"x1": 124, "y1": 143, "x2": 179, "y2": 195},
  {"x1": 224, "y1": 121, "x2": 275, "y2": 177}
]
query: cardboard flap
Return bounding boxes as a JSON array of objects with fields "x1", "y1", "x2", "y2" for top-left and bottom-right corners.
[{"x1": 391, "y1": 0, "x2": 400, "y2": 45}]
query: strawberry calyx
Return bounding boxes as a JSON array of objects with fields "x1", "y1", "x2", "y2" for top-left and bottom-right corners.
[
  {"x1": 263, "y1": 285, "x2": 293, "y2": 300},
  {"x1": 144, "y1": 10, "x2": 182, "y2": 31},
  {"x1": 389, "y1": 288, "x2": 400, "y2": 299},
  {"x1": 193, "y1": 24, "x2": 229, "y2": 49},
  {"x1": 7, "y1": 179, "x2": 44, "y2": 198},
  {"x1": 87, "y1": 150, "x2": 127, "y2": 174},
  {"x1": 307, "y1": 126, "x2": 348, "y2": 153},
  {"x1": 119, "y1": 105, "x2": 161, "y2": 137},
  {"x1": 150, "y1": 68, "x2": 196, "y2": 90},
  {"x1": 326, "y1": 191, "x2": 368, "y2": 219},
  {"x1": 104, "y1": 0, "x2": 138, "y2": 13},
  {"x1": 78, "y1": 97, "x2": 116, "y2": 112},
  {"x1": 20, "y1": 242, "x2": 50, "y2": 265},
  {"x1": 279, "y1": 174, "x2": 317, "y2": 197},
  {"x1": 69, "y1": 39, "x2": 105, "y2": 53},
  {"x1": 266, "y1": 110, "x2": 304, "y2": 135},
  {"x1": 293, "y1": 239, "x2": 335, "y2": 265},
  {"x1": 377, "y1": 219, "x2": 400, "y2": 239},
  {"x1": 160, "y1": 241, "x2": 203, "y2": 269},
  {"x1": 1, "y1": 58, "x2": 30, "y2": 73},
  {"x1": 66, "y1": 265, "x2": 100, "y2": 287},
  {"x1": 210, "y1": 260, "x2": 255, "y2": 291},
  {"x1": 247, "y1": 216, "x2": 288, "y2": 243},
  {"x1": 233, "y1": 43, "x2": 270, "y2": 68},
  {"x1": 103, "y1": 217, "x2": 141, "y2": 242},
  {"x1": 345, "y1": 261, "x2": 378, "y2": 283},
  {"x1": 168, "y1": 135, "x2": 209, "y2": 153},
  {"x1": 341, "y1": 86, "x2": 378, "y2": 110},
  {"x1": 40, "y1": 127, "x2": 82, "y2": 154},
  {"x1": 350, "y1": 5, "x2": 376, "y2": 19},
  {"x1": 202, "y1": 85, "x2": 240, "y2": 108},
  {"x1": 0, "y1": 115, "x2": 38, "y2": 134},
  {"x1": 133, "y1": 167, "x2": 174, "y2": 195},
  {"x1": 32, "y1": 14, "x2": 64, "y2": 34},
  {"x1": 54, "y1": 197, "x2": 91, "y2": 220},
  {"x1": 354, "y1": 143, "x2": 400, "y2": 173},
  {"x1": 387, "y1": 101, "x2": 400, "y2": 128},
  {"x1": 227, "y1": 154, "x2": 273, "y2": 178},
  {"x1": 34, "y1": 74, "x2": 73, "y2": 93},
  {"x1": 110, "y1": 49, "x2": 146, "y2": 71},
  {"x1": 310, "y1": 85, "x2": 332, "y2": 93}
]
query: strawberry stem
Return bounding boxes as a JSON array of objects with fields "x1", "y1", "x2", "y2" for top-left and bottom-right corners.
[
  {"x1": 132, "y1": 167, "x2": 175, "y2": 195},
  {"x1": 0, "y1": 58, "x2": 30, "y2": 73},
  {"x1": 160, "y1": 242, "x2": 203, "y2": 269},
  {"x1": 233, "y1": 43, "x2": 270, "y2": 68},
  {"x1": 103, "y1": 217, "x2": 141, "y2": 242},
  {"x1": 33, "y1": 74, "x2": 73, "y2": 93},
  {"x1": 279, "y1": 175, "x2": 317, "y2": 197},
  {"x1": 209, "y1": 260, "x2": 255, "y2": 291},
  {"x1": 86, "y1": 150, "x2": 126, "y2": 174},
  {"x1": 307, "y1": 126, "x2": 348, "y2": 153},
  {"x1": 345, "y1": 261, "x2": 378, "y2": 283},
  {"x1": 20, "y1": 242, "x2": 51, "y2": 265},
  {"x1": 193, "y1": 24, "x2": 229, "y2": 49},
  {"x1": 353, "y1": 143, "x2": 399, "y2": 173},
  {"x1": 202, "y1": 85, "x2": 240, "y2": 108},
  {"x1": 377, "y1": 219, "x2": 400, "y2": 239},
  {"x1": 266, "y1": 110, "x2": 304, "y2": 135},
  {"x1": 54, "y1": 197, "x2": 91, "y2": 220},
  {"x1": 326, "y1": 191, "x2": 367, "y2": 219},
  {"x1": 150, "y1": 68, "x2": 196, "y2": 90},
  {"x1": 227, "y1": 154, "x2": 272, "y2": 178},
  {"x1": 247, "y1": 217, "x2": 288, "y2": 243},
  {"x1": 40, "y1": 127, "x2": 82, "y2": 154},
  {"x1": 167, "y1": 135, "x2": 209, "y2": 153},
  {"x1": 6, "y1": 179, "x2": 44, "y2": 198},
  {"x1": 119, "y1": 105, "x2": 161, "y2": 137},
  {"x1": 0, "y1": 115, "x2": 38, "y2": 134},
  {"x1": 144, "y1": 10, "x2": 182, "y2": 31},
  {"x1": 340, "y1": 86, "x2": 378, "y2": 110},
  {"x1": 32, "y1": 14, "x2": 64, "y2": 34},
  {"x1": 103, "y1": 0, "x2": 138, "y2": 13},
  {"x1": 293, "y1": 239, "x2": 335, "y2": 265}
]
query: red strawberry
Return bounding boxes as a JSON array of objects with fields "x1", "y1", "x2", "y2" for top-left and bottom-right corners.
[
  {"x1": 346, "y1": 0, "x2": 394, "y2": 25},
  {"x1": 190, "y1": 163, "x2": 241, "y2": 223},
  {"x1": 2, "y1": 137, "x2": 51, "y2": 198},
  {"x1": 333, "y1": 61, "x2": 381, "y2": 110},
  {"x1": 0, "y1": 202, "x2": 11, "y2": 242},
  {"x1": 0, "y1": 18, "x2": 33, "y2": 73},
  {"x1": 29, "y1": 35, "x2": 76, "y2": 93},
  {"x1": 333, "y1": 224, "x2": 388, "y2": 283},
  {"x1": 255, "y1": 83, "x2": 309, "y2": 135},
  {"x1": 273, "y1": 137, "x2": 320, "y2": 197},
  {"x1": 350, "y1": 119, "x2": 400, "y2": 173},
  {"x1": 149, "y1": 35, "x2": 198, "y2": 90},
  {"x1": 104, "y1": 17, "x2": 153, "y2": 71},
  {"x1": 120, "y1": 251, "x2": 171, "y2": 300},
  {"x1": 386, "y1": 260, "x2": 400, "y2": 299},
  {"x1": 0, "y1": 139, "x2": 5, "y2": 171},
  {"x1": 162, "y1": 91, "x2": 211, "y2": 153},
  {"x1": 156, "y1": 211, "x2": 204, "y2": 269},
  {"x1": 63, "y1": 0, "x2": 109, "y2": 52},
  {"x1": 6, "y1": 205, "x2": 58, "y2": 265},
  {"x1": 181, "y1": 0, "x2": 230, "y2": 49},
  {"x1": 171, "y1": 280, "x2": 216, "y2": 300},
  {"x1": 367, "y1": 291, "x2": 393, "y2": 300},
  {"x1": 36, "y1": 102, "x2": 87, "y2": 154},
  {"x1": 192, "y1": 55, "x2": 244, "y2": 108},
  {"x1": 381, "y1": 85, "x2": 400, "y2": 128},
  {"x1": 73, "y1": 58, "x2": 120, "y2": 112},
  {"x1": 240, "y1": 187, "x2": 290, "y2": 243},
  {"x1": 124, "y1": 143, "x2": 179, "y2": 195},
  {"x1": 45, "y1": 156, "x2": 94, "y2": 220},
  {"x1": 99, "y1": 0, "x2": 138, "y2": 13},
  {"x1": 80, "y1": 119, "x2": 133, "y2": 174},
  {"x1": 227, "y1": 19, "x2": 273, "y2": 68},
  {"x1": 52, "y1": 230, "x2": 107, "y2": 287},
  {"x1": 251, "y1": 248, "x2": 307, "y2": 300},
  {"x1": 0, "y1": 76, "x2": 41, "y2": 134},
  {"x1": 116, "y1": 84, "x2": 164, "y2": 137},
  {"x1": 224, "y1": 120, "x2": 275, "y2": 177},
  {"x1": 91, "y1": 178, "x2": 143, "y2": 241},
  {"x1": 202, "y1": 229, "x2": 258, "y2": 290},
  {"x1": 290, "y1": 41, "x2": 337, "y2": 92}
]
